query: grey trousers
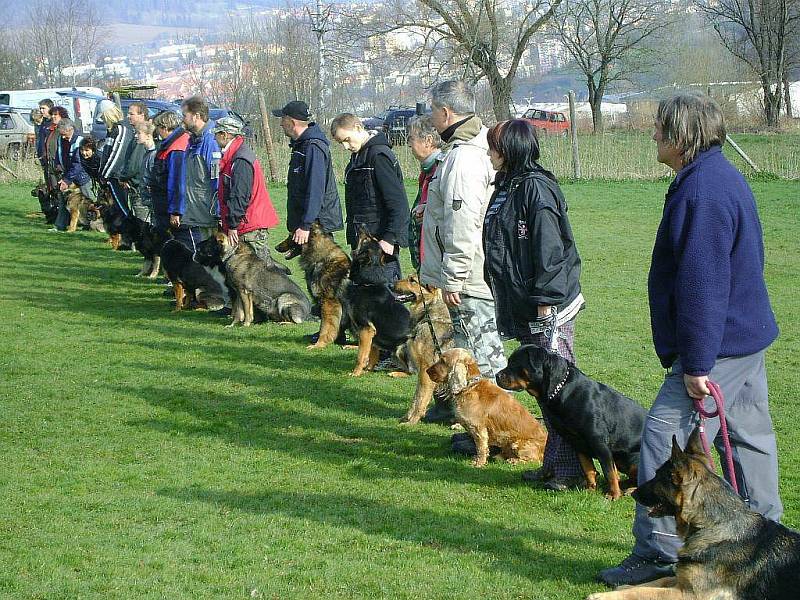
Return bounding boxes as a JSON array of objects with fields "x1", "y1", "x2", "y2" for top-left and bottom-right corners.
[
  {"x1": 632, "y1": 350, "x2": 783, "y2": 562},
  {"x1": 449, "y1": 295, "x2": 507, "y2": 378}
]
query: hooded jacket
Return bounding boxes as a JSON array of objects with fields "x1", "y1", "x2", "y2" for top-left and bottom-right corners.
[
  {"x1": 60, "y1": 131, "x2": 91, "y2": 187},
  {"x1": 286, "y1": 123, "x2": 343, "y2": 234},
  {"x1": 151, "y1": 128, "x2": 189, "y2": 218},
  {"x1": 172, "y1": 120, "x2": 220, "y2": 227},
  {"x1": 483, "y1": 170, "x2": 583, "y2": 337},
  {"x1": 342, "y1": 131, "x2": 409, "y2": 248},
  {"x1": 420, "y1": 116, "x2": 495, "y2": 300},
  {"x1": 100, "y1": 120, "x2": 134, "y2": 181}
]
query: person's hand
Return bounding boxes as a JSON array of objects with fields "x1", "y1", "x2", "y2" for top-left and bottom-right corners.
[
  {"x1": 413, "y1": 205, "x2": 425, "y2": 223},
  {"x1": 58, "y1": 180, "x2": 68, "y2": 192},
  {"x1": 443, "y1": 291, "x2": 461, "y2": 307},
  {"x1": 684, "y1": 374, "x2": 710, "y2": 400},
  {"x1": 122, "y1": 181, "x2": 130, "y2": 189},
  {"x1": 537, "y1": 305, "x2": 552, "y2": 318},
  {"x1": 170, "y1": 215, "x2": 181, "y2": 228},
  {"x1": 293, "y1": 227, "x2": 309, "y2": 245},
  {"x1": 379, "y1": 239, "x2": 395, "y2": 256},
  {"x1": 227, "y1": 229, "x2": 239, "y2": 246}
]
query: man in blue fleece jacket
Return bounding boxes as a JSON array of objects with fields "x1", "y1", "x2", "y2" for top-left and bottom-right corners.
[{"x1": 598, "y1": 93, "x2": 782, "y2": 587}]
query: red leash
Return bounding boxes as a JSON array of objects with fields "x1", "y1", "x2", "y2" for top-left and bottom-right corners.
[{"x1": 693, "y1": 380, "x2": 739, "y2": 494}]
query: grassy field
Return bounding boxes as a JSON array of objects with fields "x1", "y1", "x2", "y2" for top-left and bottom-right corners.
[{"x1": 0, "y1": 179, "x2": 798, "y2": 599}]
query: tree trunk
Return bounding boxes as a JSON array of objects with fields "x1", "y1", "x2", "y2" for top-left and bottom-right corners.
[
  {"x1": 586, "y1": 77, "x2": 604, "y2": 134},
  {"x1": 483, "y1": 62, "x2": 513, "y2": 121},
  {"x1": 783, "y1": 75, "x2": 793, "y2": 119},
  {"x1": 763, "y1": 84, "x2": 782, "y2": 127}
]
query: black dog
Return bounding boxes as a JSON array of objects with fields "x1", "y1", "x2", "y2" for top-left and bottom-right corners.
[
  {"x1": 160, "y1": 238, "x2": 227, "y2": 312},
  {"x1": 344, "y1": 227, "x2": 411, "y2": 376},
  {"x1": 496, "y1": 345, "x2": 646, "y2": 499},
  {"x1": 124, "y1": 218, "x2": 166, "y2": 278}
]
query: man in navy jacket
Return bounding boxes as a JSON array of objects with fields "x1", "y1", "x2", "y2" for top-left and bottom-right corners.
[{"x1": 598, "y1": 93, "x2": 782, "y2": 588}]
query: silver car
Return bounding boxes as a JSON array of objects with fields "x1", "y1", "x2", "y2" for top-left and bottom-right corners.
[{"x1": 0, "y1": 110, "x2": 35, "y2": 160}]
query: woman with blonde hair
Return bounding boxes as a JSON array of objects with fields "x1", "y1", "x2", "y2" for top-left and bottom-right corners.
[{"x1": 97, "y1": 99, "x2": 134, "y2": 217}]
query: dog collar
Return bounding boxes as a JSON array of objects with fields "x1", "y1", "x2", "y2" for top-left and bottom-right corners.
[
  {"x1": 547, "y1": 368, "x2": 570, "y2": 401},
  {"x1": 451, "y1": 374, "x2": 483, "y2": 395}
]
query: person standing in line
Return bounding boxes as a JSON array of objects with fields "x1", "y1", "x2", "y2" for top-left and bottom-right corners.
[
  {"x1": 98, "y1": 99, "x2": 135, "y2": 217},
  {"x1": 597, "y1": 92, "x2": 783, "y2": 587},
  {"x1": 420, "y1": 80, "x2": 506, "y2": 387},
  {"x1": 122, "y1": 101, "x2": 150, "y2": 220},
  {"x1": 151, "y1": 111, "x2": 189, "y2": 236},
  {"x1": 481, "y1": 119, "x2": 586, "y2": 491},
  {"x1": 132, "y1": 120, "x2": 157, "y2": 223},
  {"x1": 406, "y1": 115, "x2": 443, "y2": 271},
  {"x1": 170, "y1": 96, "x2": 221, "y2": 252}
]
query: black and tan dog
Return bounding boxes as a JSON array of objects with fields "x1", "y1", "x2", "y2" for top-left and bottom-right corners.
[
  {"x1": 392, "y1": 273, "x2": 455, "y2": 423},
  {"x1": 160, "y1": 238, "x2": 227, "y2": 312},
  {"x1": 497, "y1": 345, "x2": 646, "y2": 499},
  {"x1": 199, "y1": 233, "x2": 311, "y2": 326},
  {"x1": 64, "y1": 184, "x2": 92, "y2": 232},
  {"x1": 343, "y1": 227, "x2": 411, "y2": 377},
  {"x1": 275, "y1": 222, "x2": 351, "y2": 349},
  {"x1": 587, "y1": 427, "x2": 800, "y2": 599},
  {"x1": 124, "y1": 218, "x2": 164, "y2": 278}
]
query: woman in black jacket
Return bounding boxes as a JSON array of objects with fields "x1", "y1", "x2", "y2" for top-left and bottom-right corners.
[{"x1": 483, "y1": 119, "x2": 585, "y2": 491}]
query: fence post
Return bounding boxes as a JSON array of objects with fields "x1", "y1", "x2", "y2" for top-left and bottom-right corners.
[
  {"x1": 258, "y1": 92, "x2": 280, "y2": 183},
  {"x1": 568, "y1": 90, "x2": 581, "y2": 179},
  {"x1": 726, "y1": 136, "x2": 761, "y2": 173}
]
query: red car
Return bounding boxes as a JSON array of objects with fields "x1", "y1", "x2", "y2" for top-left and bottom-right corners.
[{"x1": 521, "y1": 108, "x2": 570, "y2": 136}]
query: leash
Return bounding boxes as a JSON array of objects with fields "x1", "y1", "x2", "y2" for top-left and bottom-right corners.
[
  {"x1": 694, "y1": 380, "x2": 739, "y2": 494},
  {"x1": 416, "y1": 276, "x2": 445, "y2": 359}
]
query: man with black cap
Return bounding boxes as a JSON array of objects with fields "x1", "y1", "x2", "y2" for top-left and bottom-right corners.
[
  {"x1": 213, "y1": 116, "x2": 280, "y2": 266},
  {"x1": 272, "y1": 100, "x2": 342, "y2": 245}
]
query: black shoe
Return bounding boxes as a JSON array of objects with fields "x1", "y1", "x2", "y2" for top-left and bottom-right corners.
[
  {"x1": 596, "y1": 553, "x2": 675, "y2": 587},
  {"x1": 542, "y1": 476, "x2": 586, "y2": 492},
  {"x1": 212, "y1": 307, "x2": 232, "y2": 317},
  {"x1": 451, "y1": 434, "x2": 476, "y2": 456},
  {"x1": 422, "y1": 402, "x2": 455, "y2": 425},
  {"x1": 306, "y1": 331, "x2": 320, "y2": 344},
  {"x1": 162, "y1": 286, "x2": 174, "y2": 297},
  {"x1": 522, "y1": 466, "x2": 553, "y2": 483}
]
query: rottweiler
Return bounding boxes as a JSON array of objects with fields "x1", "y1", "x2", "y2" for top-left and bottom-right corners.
[
  {"x1": 496, "y1": 345, "x2": 646, "y2": 499},
  {"x1": 587, "y1": 427, "x2": 800, "y2": 599},
  {"x1": 124, "y1": 218, "x2": 165, "y2": 278},
  {"x1": 344, "y1": 227, "x2": 411, "y2": 376}
]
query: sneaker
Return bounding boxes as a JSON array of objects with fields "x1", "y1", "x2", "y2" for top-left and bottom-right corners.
[
  {"x1": 373, "y1": 355, "x2": 402, "y2": 372},
  {"x1": 422, "y1": 402, "x2": 455, "y2": 425},
  {"x1": 211, "y1": 307, "x2": 232, "y2": 317},
  {"x1": 542, "y1": 476, "x2": 586, "y2": 492},
  {"x1": 596, "y1": 553, "x2": 675, "y2": 587}
]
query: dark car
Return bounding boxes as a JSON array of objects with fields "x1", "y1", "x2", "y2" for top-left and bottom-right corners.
[{"x1": 382, "y1": 106, "x2": 431, "y2": 146}]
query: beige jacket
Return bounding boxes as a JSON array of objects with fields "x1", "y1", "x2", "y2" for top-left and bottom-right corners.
[{"x1": 419, "y1": 116, "x2": 496, "y2": 300}]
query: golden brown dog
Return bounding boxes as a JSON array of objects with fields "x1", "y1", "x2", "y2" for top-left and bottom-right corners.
[
  {"x1": 392, "y1": 274, "x2": 455, "y2": 424},
  {"x1": 65, "y1": 184, "x2": 91, "y2": 232},
  {"x1": 427, "y1": 348, "x2": 547, "y2": 467}
]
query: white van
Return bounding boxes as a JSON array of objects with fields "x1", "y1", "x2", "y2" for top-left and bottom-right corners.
[{"x1": 0, "y1": 86, "x2": 104, "y2": 135}]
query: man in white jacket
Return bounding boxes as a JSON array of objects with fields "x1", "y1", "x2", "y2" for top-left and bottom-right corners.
[{"x1": 421, "y1": 80, "x2": 506, "y2": 385}]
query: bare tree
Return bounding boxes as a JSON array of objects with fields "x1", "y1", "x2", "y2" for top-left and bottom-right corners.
[
  {"x1": 554, "y1": 0, "x2": 669, "y2": 133},
  {"x1": 353, "y1": 0, "x2": 562, "y2": 121},
  {"x1": 26, "y1": 0, "x2": 104, "y2": 86},
  {"x1": 698, "y1": 0, "x2": 800, "y2": 126}
]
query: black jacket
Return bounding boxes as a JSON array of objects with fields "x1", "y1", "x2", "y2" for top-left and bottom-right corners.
[
  {"x1": 483, "y1": 170, "x2": 582, "y2": 336},
  {"x1": 343, "y1": 132, "x2": 409, "y2": 248},
  {"x1": 286, "y1": 123, "x2": 343, "y2": 233}
]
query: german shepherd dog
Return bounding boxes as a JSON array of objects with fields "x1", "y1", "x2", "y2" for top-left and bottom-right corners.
[
  {"x1": 32, "y1": 184, "x2": 59, "y2": 224},
  {"x1": 92, "y1": 187, "x2": 134, "y2": 251},
  {"x1": 160, "y1": 238, "x2": 227, "y2": 312},
  {"x1": 392, "y1": 274, "x2": 455, "y2": 424},
  {"x1": 64, "y1": 184, "x2": 92, "y2": 232},
  {"x1": 127, "y1": 220, "x2": 164, "y2": 279},
  {"x1": 199, "y1": 233, "x2": 311, "y2": 326},
  {"x1": 275, "y1": 222, "x2": 351, "y2": 349},
  {"x1": 587, "y1": 427, "x2": 800, "y2": 600},
  {"x1": 344, "y1": 227, "x2": 412, "y2": 377},
  {"x1": 497, "y1": 345, "x2": 646, "y2": 499}
]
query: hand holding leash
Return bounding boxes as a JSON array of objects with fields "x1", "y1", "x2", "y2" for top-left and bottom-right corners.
[{"x1": 694, "y1": 380, "x2": 738, "y2": 494}]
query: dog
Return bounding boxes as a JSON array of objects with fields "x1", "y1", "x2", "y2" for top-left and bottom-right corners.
[
  {"x1": 63, "y1": 184, "x2": 92, "y2": 232},
  {"x1": 127, "y1": 220, "x2": 165, "y2": 279},
  {"x1": 32, "y1": 184, "x2": 59, "y2": 224},
  {"x1": 160, "y1": 238, "x2": 227, "y2": 312},
  {"x1": 587, "y1": 427, "x2": 800, "y2": 600},
  {"x1": 392, "y1": 274, "x2": 455, "y2": 424},
  {"x1": 496, "y1": 345, "x2": 646, "y2": 499},
  {"x1": 426, "y1": 348, "x2": 547, "y2": 467},
  {"x1": 199, "y1": 233, "x2": 311, "y2": 326},
  {"x1": 343, "y1": 227, "x2": 411, "y2": 376},
  {"x1": 275, "y1": 222, "x2": 351, "y2": 349}
]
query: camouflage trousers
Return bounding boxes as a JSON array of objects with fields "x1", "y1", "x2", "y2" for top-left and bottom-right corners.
[
  {"x1": 449, "y1": 295, "x2": 507, "y2": 378},
  {"x1": 241, "y1": 229, "x2": 274, "y2": 263}
]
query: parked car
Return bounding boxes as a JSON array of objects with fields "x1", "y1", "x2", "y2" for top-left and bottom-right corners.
[
  {"x1": 382, "y1": 106, "x2": 431, "y2": 146},
  {"x1": 521, "y1": 108, "x2": 570, "y2": 136},
  {"x1": 362, "y1": 110, "x2": 388, "y2": 131},
  {"x1": 0, "y1": 86, "x2": 104, "y2": 135},
  {"x1": 0, "y1": 107, "x2": 35, "y2": 160}
]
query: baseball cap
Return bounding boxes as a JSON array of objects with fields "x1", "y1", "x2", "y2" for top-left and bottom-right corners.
[
  {"x1": 271, "y1": 100, "x2": 311, "y2": 121},
  {"x1": 212, "y1": 116, "x2": 244, "y2": 136}
]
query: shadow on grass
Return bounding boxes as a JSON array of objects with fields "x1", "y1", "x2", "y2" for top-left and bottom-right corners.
[{"x1": 158, "y1": 485, "x2": 614, "y2": 585}]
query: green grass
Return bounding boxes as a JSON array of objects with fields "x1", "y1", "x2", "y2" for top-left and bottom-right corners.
[{"x1": 0, "y1": 179, "x2": 799, "y2": 599}]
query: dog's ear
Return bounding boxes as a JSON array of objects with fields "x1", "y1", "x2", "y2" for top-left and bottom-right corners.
[
  {"x1": 684, "y1": 427, "x2": 707, "y2": 461},
  {"x1": 356, "y1": 224, "x2": 371, "y2": 249},
  {"x1": 448, "y1": 361, "x2": 469, "y2": 394},
  {"x1": 671, "y1": 435, "x2": 685, "y2": 462}
]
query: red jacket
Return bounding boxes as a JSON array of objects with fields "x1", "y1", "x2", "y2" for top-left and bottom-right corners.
[{"x1": 218, "y1": 136, "x2": 278, "y2": 234}]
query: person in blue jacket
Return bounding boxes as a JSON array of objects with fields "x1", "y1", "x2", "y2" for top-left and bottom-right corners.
[
  {"x1": 598, "y1": 92, "x2": 783, "y2": 587},
  {"x1": 51, "y1": 118, "x2": 94, "y2": 230},
  {"x1": 170, "y1": 96, "x2": 221, "y2": 252},
  {"x1": 151, "y1": 111, "x2": 189, "y2": 236}
]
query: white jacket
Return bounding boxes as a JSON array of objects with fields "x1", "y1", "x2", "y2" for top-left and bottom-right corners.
[{"x1": 420, "y1": 118, "x2": 496, "y2": 300}]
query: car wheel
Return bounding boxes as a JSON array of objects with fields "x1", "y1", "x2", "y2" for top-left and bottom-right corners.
[{"x1": 7, "y1": 143, "x2": 21, "y2": 161}]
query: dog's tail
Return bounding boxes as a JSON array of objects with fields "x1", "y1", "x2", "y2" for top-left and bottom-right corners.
[{"x1": 277, "y1": 293, "x2": 309, "y2": 324}]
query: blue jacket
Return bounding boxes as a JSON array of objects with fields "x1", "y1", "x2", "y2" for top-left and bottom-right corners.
[
  {"x1": 648, "y1": 145, "x2": 778, "y2": 375},
  {"x1": 37, "y1": 119, "x2": 51, "y2": 165},
  {"x1": 171, "y1": 121, "x2": 220, "y2": 227},
  {"x1": 60, "y1": 131, "x2": 91, "y2": 187}
]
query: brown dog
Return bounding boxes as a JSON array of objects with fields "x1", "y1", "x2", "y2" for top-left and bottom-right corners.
[
  {"x1": 427, "y1": 348, "x2": 547, "y2": 467},
  {"x1": 392, "y1": 274, "x2": 455, "y2": 424},
  {"x1": 65, "y1": 184, "x2": 91, "y2": 232}
]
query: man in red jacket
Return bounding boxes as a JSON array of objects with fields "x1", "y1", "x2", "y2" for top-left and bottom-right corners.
[{"x1": 213, "y1": 116, "x2": 281, "y2": 265}]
